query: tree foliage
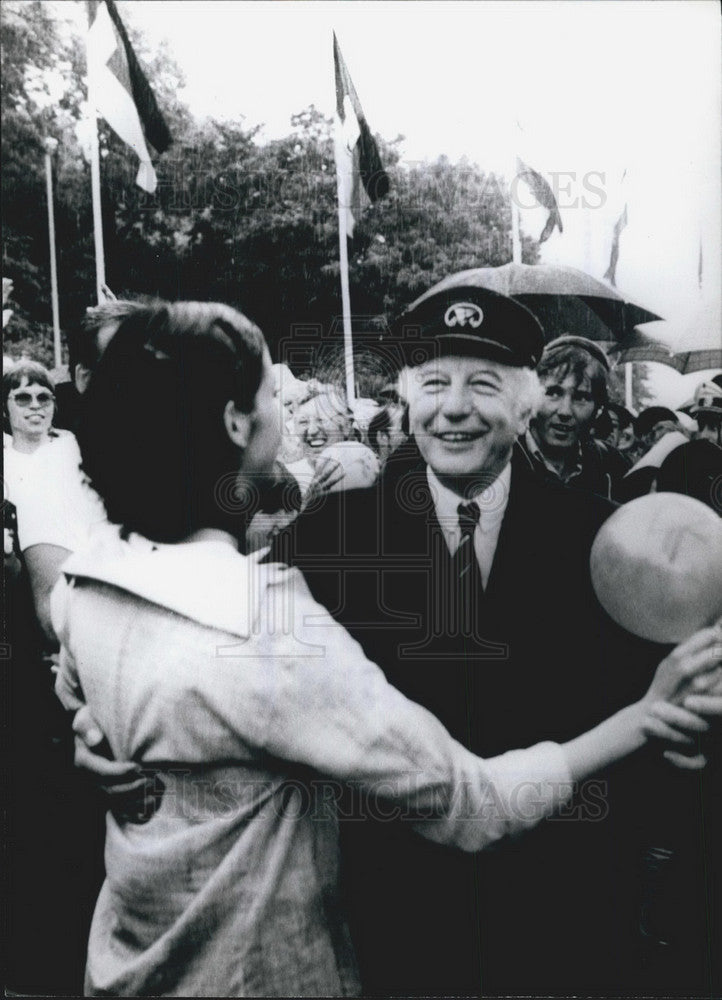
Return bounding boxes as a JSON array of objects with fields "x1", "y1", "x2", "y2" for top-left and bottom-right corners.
[
  {"x1": 607, "y1": 362, "x2": 653, "y2": 413},
  {"x1": 2, "y1": 0, "x2": 539, "y2": 373}
]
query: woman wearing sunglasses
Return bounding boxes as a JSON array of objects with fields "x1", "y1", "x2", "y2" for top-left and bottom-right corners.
[
  {"x1": 4, "y1": 358, "x2": 57, "y2": 451},
  {"x1": 51, "y1": 302, "x2": 721, "y2": 997},
  {"x1": 3, "y1": 360, "x2": 106, "y2": 643},
  {"x1": 4, "y1": 360, "x2": 109, "y2": 994}
]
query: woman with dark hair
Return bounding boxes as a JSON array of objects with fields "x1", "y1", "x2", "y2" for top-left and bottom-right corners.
[
  {"x1": 53, "y1": 302, "x2": 721, "y2": 996},
  {"x1": 3, "y1": 358, "x2": 56, "y2": 443}
]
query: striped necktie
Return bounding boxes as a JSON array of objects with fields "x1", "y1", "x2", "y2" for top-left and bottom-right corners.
[{"x1": 454, "y1": 501, "x2": 482, "y2": 632}]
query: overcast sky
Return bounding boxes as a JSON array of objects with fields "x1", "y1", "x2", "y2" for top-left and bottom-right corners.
[{"x1": 58, "y1": 0, "x2": 721, "y2": 405}]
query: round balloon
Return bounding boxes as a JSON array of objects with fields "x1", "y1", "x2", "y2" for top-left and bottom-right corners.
[{"x1": 590, "y1": 492, "x2": 722, "y2": 643}]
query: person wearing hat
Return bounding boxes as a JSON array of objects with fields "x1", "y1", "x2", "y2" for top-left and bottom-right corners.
[
  {"x1": 618, "y1": 407, "x2": 688, "y2": 502},
  {"x1": 272, "y1": 286, "x2": 722, "y2": 997},
  {"x1": 633, "y1": 405, "x2": 683, "y2": 453},
  {"x1": 515, "y1": 335, "x2": 627, "y2": 499},
  {"x1": 598, "y1": 401, "x2": 636, "y2": 456},
  {"x1": 656, "y1": 381, "x2": 722, "y2": 513},
  {"x1": 689, "y1": 380, "x2": 722, "y2": 447}
]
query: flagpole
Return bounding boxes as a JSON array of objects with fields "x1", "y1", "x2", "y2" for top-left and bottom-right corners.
[
  {"x1": 624, "y1": 362, "x2": 633, "y2": 411},
  {"x1": 86, "y1": 10, "x2": 106, "y2": 306},
  {"x1": 333, "y1": 31, "x2": 356, "y2": 406},
  {"x1": 331, "y1": 30, "x2": 388, "y2": 406},
  {"x1": 336, "y1": 184, "x2": 356, "y2": 406},
  {"x1": 43, "y1": 138, "x2": 62, "y2": 368},
  {"x1": 510, "y1": 152, "x2": 522, "y2": 264},
  {"x1": 511, "y1": 198, "x2": 522, "y2": 264}
]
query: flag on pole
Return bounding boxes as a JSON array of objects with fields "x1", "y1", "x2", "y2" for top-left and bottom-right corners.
[
  {"x1": 333, "y1": 32, "x2": 389, "y2": 237},
  {"x1": 604, "y1": 203, "x2": 628, "y2": 287},
  {"x1": 87, "y1": 0, "x2": 172, "y2": 193},
  {"x1": 515, "y1": 157, "x2": 563, "y2": 243}
]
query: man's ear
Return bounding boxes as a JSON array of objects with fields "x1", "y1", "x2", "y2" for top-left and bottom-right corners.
[
  {"x1": 223, "y1": 400, "x2": 252, "y2": 449},
  {"x1": 516, "y1": 404, "x2": 533, "y2": 436},
  {"x1": 74, "y1": 363, "x2": 92, "y2": 395}
]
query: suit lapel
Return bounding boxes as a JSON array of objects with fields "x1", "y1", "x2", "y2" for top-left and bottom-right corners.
[{"x1": 485, "y1": 449, "x2": 544, "y2": 599}]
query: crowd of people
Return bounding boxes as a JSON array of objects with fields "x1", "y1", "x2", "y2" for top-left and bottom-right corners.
[{"x1": 3, "y1": 286, "x2": 722, "y2": 997}]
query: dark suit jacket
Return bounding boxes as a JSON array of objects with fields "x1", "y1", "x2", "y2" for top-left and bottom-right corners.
[{"x1": 272, "y1": 447, "x2": 708, "y2": 996}]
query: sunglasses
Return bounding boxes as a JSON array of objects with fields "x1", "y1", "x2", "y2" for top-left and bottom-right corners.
[{"x1": 9, "y1": 390, "x2": 55, "y2": 408}]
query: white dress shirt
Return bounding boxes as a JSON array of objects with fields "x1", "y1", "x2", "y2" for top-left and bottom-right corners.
[{"x1": 426, "y1": 462, "x2": 511, "y2": 588}]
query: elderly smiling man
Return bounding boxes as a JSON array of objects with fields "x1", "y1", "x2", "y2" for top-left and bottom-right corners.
[{"x1": 278, "y1": 286, "x2": 721, "y2": 997}]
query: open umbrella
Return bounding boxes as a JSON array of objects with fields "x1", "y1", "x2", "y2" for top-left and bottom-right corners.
[
  {"x1": 612, "y1": 343, "x2": 721, "y2": 374},
  {"x1": 612, "y1": 307, "x2": 722, "y2": 374},
  {"x1": 408, "y1": 263, "x2": 662, "y2": 343}
]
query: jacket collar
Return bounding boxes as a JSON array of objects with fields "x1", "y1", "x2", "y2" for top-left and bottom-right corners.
[{"x1": 60, "y1": 523, "x2": 276, "y2": 638}]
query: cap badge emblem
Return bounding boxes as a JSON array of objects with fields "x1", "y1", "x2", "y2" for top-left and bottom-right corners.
[{"x1": 444, "y1": 302, "x2": 484, "y2": 329}]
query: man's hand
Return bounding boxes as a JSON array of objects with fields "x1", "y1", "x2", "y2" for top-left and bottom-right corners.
[{"x1": 73, "y1": 705, "x2": 163, "y2": 823}]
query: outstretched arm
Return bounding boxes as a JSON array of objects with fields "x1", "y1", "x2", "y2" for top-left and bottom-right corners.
[{"x1": 563, "y1": 625, "x2": 722, "y2": 779}]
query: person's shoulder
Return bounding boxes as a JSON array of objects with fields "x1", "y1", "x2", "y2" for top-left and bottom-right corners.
[
  {"x1": 589, "y1": 437, "x2": 624, "y2": 467},
  {"x1": 511, "y1": 446, "x2": 614, "y2": 530},
  {"x1": 271, "y1": 482, "x2": 383, "y2": 564},
  {"x1": 657, "y1": 438, "x2": 722, "y2": 506},
  {"x1": 661, "y1": 437, "x2": 722, "y2": 466},
  {"x1": 48, "y1": 427, "x2": 81, "y2": 454}
]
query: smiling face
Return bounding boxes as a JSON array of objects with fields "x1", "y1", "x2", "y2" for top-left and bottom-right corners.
[
  {"x1": 532, "y1": 369, "x2": 597, "y2": 456},
  {"x1": 405, "y1": 356, "x2": 531, "y2": 494},
  {"x1": 293, "y1": 393, "x2": 352, "y2": 458},
  {"x1": 6, "y1": 377, "x2": 55, "y2": 447}
]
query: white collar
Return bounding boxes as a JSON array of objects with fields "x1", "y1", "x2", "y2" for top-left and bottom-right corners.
[
  {"x1": 426, "y1": 462, "x2": 511, "y2": 533},
  {"x1": 58, "y1": 522, "x2": 285, "y2": 638}
]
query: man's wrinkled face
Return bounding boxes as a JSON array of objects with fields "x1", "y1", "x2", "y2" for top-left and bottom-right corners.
[
  {"x1": 533, "y1": 369, "x2": 596, "y2": 455},
  {"x1": 406, "y1": 355, "x2": 529, "y2": 492}
]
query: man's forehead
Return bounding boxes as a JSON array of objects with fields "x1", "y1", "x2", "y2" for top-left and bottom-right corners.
[{"x1": 410, "y1": 356, "x2": 515, "y2": 377}]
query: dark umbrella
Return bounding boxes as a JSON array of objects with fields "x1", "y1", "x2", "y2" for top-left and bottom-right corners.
[{"x1": 408, "y1": 263, "x2": 662, "y2": 343}]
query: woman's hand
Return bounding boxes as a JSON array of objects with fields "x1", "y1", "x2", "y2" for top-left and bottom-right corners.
[
  {"x1": 305, "y1": 456, "x2": 344, "y2": 502},
  {"x1": 640, "y1": 625, "x2": 722, "y2": 769},
  {"x1": 643, "y1": 625, "x2": 722, "y2": 706}
]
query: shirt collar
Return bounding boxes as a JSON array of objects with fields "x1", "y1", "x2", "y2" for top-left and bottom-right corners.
[
  {"x1": 525, "y1": 429, "x2": 583, "y2": 483},
  {"x1": 426, "y1": 462, "x2": 511, "y2": 533}
]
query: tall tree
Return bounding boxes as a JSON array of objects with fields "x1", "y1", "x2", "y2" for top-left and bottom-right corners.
[{"x1": 2, "y1": 3, "x2": 537, "y2": 373}]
